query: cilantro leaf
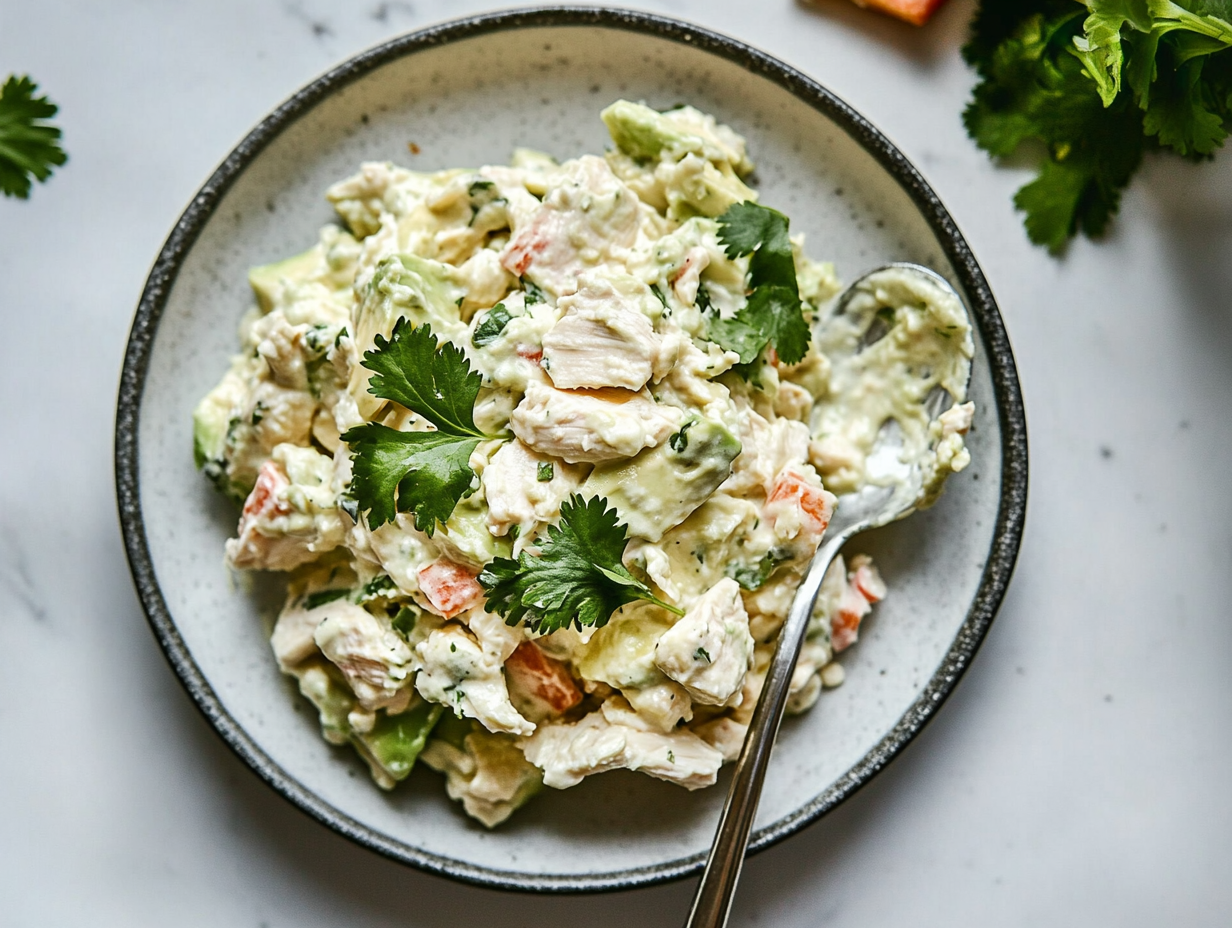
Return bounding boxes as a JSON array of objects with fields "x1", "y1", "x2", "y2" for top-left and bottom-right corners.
[
  {"x1": 716, "y1": 201, "x2": 784, "y2": 255},
  {"x1": 341, "y1": 319, "x2": 496, "y2": 532},
  {"x1": 964, "y1": 0, "x2": 1069, "y2": 73},
  {"x1": 0, "y1": 75, "x2": 67, "y2": 199},
  {"x1": 707, "y1": 201, "x2": 809, "y2": 367},
  {"x1": 1011, "y1": 161, "x2": 1090, "y2": 254},
  {"x1": 717, "y1": 201, "x2": 797, "y2": 290},
  {"x1": 478, "y1": 495, "x2": 682, "y2": 634},
  {"x1": 343, "y1": 424, "x2": 481, "y2": 532},
  {"x1": 363, "y1": 318, "x2": 487, "y2": 436},
  {"x1": 706, "y1": 311, "x2": 769, "y2": 365},
  {"x1": 746, "y1": 285, "x2": 811, "y2": 365},
  {"x1": 471, "y1": 302, "x2": 512, "y2": 347},
  {"x1": 963, "y1": 5, "x2": 1148, "y2": 251},
  {"x1": 1143, "y1": 50, "x2": 1229, "y2": 154},
  {"x1": 963, "y1": 9, "x2": 1092, "y2": 157},
  {"x1": 707, "y1": 285, "x2": 811, "y2": 365},
  {"x1": 1079, "y1": 0, "x2": 1232, "y2": 106}
]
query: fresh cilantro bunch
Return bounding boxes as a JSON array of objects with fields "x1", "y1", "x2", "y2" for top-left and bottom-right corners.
[
  {"x1": 963, "y1": 0, "x2": 1232, "y2": 252},
  {"x1": 706, "y1": 201, "x2": 810, "y2": 369},
  {"x1": 479, "y1": 495, "x2": 683, "y2": 634},
  {"x1": 0, "y1": 75, "x2": 67, "y2": 198},
  {"x1": 342, "y1": 319, "x2": 502, "y2": 533}
]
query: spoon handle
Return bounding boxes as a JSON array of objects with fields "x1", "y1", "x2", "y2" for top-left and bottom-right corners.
[{"x1": 684, "y1": 529, "x2": 853, "y2": 928}]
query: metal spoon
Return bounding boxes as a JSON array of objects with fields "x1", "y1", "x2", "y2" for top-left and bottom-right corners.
[{"x1": 683, "y1": 263, "x2": 973, "y2": 928}]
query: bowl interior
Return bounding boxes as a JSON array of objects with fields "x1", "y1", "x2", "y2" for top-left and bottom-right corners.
[{"x1": 131, "y1": 17, "x2": 1008, "y2": 889}]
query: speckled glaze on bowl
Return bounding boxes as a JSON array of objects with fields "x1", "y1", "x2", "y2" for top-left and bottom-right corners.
[{"x1": 115, "y1": 6, "x2": 1027, "y2": 893}]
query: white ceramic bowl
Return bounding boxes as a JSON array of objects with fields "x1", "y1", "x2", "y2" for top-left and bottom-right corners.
[{"x1": 116, "y1": 7, "x2": 1027, "y2": 892}]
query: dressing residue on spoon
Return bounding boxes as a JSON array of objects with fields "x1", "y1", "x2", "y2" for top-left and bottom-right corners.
[{"x1": 807, "y1": 265, "x2": 976, "y2": 507}]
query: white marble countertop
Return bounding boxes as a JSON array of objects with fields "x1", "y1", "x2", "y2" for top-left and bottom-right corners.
[{"x1": 2, "y1": 1, "x2": 1230, "y2": 924}]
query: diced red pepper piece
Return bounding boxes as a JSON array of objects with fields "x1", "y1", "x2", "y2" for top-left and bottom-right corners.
[
  {"x1": 241, "y1": 460, "x2": 291, "y2": 520},
  {"x1": 417, "y1": 560, "x2": 482, "y2": 618},
  {"x1": 504, "y1": 640, "x2": 582, "y2": 715},
  {"x1": 516, "y1": 345, "x2": 544, "y2": 365},
  {"x1": 768, "y1": 468, "x2": 835, "y2": 535},
  {"x1": 832, "y1": 584, "x2": 870, "y2": 652},
  {"x1": 831, "y1": 556, "x2": 886, "y2": 652},
  {"x1": 851, "y1": 562, "x2": 886, "y2": 602},
  {"x1": 500, "y1": 210, "x2": 557, "y2": 277}
]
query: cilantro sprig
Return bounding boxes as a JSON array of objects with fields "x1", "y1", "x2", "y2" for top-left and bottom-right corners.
[
  {"x1": 0, "y1": 75, "x2": 67, "y2": 199},
  {"x1": 478, "y1": 495, "x2": 683, "y2": 634},
  {"x1": 963, "y1": 1, "x2": 1232, "y2": 252},
  {"x1": 342, "y1": 319, "x2": 501, "y2": 533},
  {"x1": 706, "y1": 201, "x2": 810, "y2": 369}
]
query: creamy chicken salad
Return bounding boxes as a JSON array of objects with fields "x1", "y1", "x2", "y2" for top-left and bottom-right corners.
[{"x1": 193, "y1": 101, "x2": 975, "y2": 826}]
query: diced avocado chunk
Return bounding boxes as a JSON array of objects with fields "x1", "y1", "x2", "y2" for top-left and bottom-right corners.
[
  {"x1": 503, "y1": 768, "x2": 543, "y2": 817},
  {"x1": 662, "y1": 158, "x2": 756, "y2": 220},
  {"x1": 601, "y1": 100, "x2": 696, "y2": 163},
  {"x1": 350, "y1": 253, "x2": 466, "y2": 419},
  {"x1": 465, "y1": 730, "x2": 543, "y2": 817},
  {"x1": 294, "y1": 659, "x2": 441, "y2": 788},
  {"x1": 431, "y1": 712, "x2": 478, "y2": 750},
  {"x1": 248, "y1": 246, "x2": 324, "y2": 313},
  {"x1": 354, "y1": 700, "x2": 443, "y2": 785},
  {"x1": 192, "y1": 392, "x2": 230, "y2": 470},
  {"x1": 358, "y1": 253, "x2": 466, "y2": 340},
  {"x1": 602, "y1": 101, "x2": 757, "y2": 219},
  {"x1": 191, "y1": 366, "x2": 259, "y2": 503},
  {"x1": 293, "y1": 660, "x2": 356, "y2": 745},
  {"x1": 577, "y1": 604, "x2": 675, "y2": 689},
  {"x1": 583, "y1": 417, "x2": 741, "y2": 542},
  {"x1": 420, "y1": 722, "x2": 544, "y2": 826},
  {"x1": 440, "y1": 497, "x2": 513, "y2": 567}
]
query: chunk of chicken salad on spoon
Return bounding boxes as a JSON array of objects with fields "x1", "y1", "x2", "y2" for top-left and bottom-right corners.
[{"x1": 193, "y1": 101, "x2": 975, "y2": 827}]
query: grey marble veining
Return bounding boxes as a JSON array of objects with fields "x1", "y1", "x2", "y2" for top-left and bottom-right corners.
[
  {"x1": 0, "y1": 526, "x2": 49, "y2": 625},
  {"x1": 2, "y1": 0, "x2": 1231, "y2": 925}
]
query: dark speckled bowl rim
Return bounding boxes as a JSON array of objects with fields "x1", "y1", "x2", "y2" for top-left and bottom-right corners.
[{"x1": 115, "y1": 5, "x2": 1028, "y2": 895}]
